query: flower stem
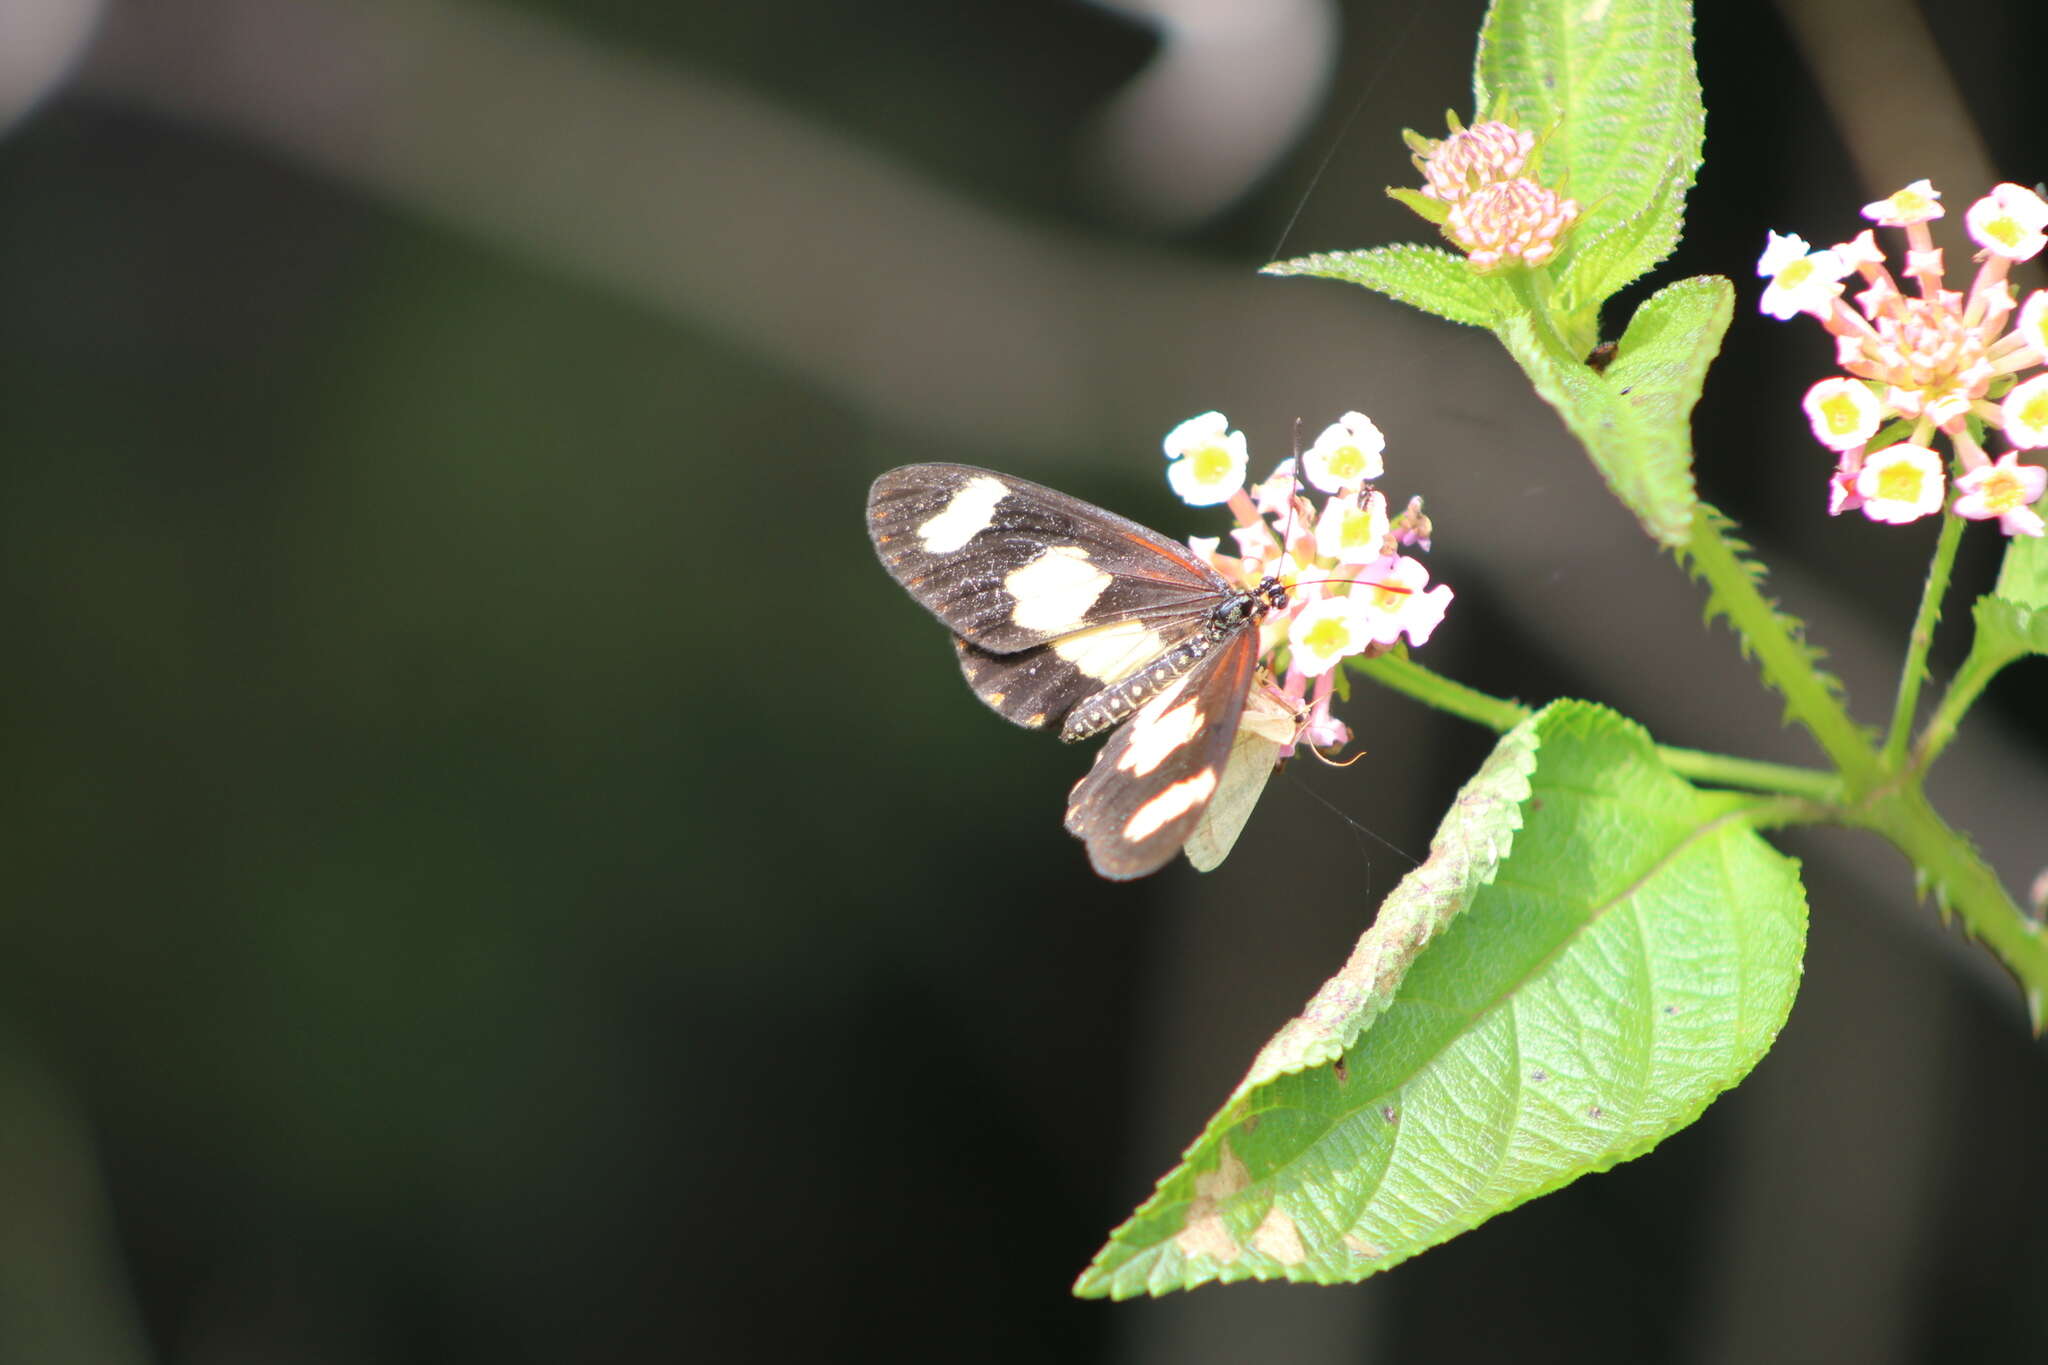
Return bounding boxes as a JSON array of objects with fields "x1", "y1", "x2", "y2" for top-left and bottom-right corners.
[
  {"x1": 1881, "y1": 508, "x2": 1964, "y2": 769},
  {"x1": 1352, "y1": 652, "x2": 1530, "y2": 731},
  {"x1": 1655, "y1": 747, "x2": 1842, "y2": 801},
  {"x1": 1356, "y1": 654, "x2": 1840, "y2": 799},
  {"x1": 1913, "y1": 621, "x2": 2024, "y2": 772}
]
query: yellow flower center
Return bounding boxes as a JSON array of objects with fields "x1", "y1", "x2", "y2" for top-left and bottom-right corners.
[
  {"x1": 1190, "y1": 444, "x2": 1233, "y2": 484},
  {"x1": 1819, "y1": 392, "x2": 1864, "y2": 435},
  {"x1": 1780, "y1": 258, "x2": 1814, "y2": 287},
  {"x1": 1876, "y1": 460, "x2": 1929, "y2": 502},
  {"x1": 1986, "y1": 215, "x2": 2022, "y2": 250},
  {"x1": 2016, "y1": 391, "x2": 2048, "y2": 433},
  {"x1": 1979, "y1": 468, "x2": 2023, "y2": 512},
  {"x1": 1300, "y1": 615, "x2": 1351, "y2": 656},
  {"x1": 1329, "y1": 444, "x2": 1365, "y2": 479}
]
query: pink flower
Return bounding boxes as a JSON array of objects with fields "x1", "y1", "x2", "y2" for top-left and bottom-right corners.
[
  {"x1": 1347, "y1": 555, "x2": 1454, "y2": 647},
  {"x1": 1416, "y1": 121, "x2": 1534, "y2": 204},
  {"x1": 1953, "y1": 452, "x2": 2047, "y2": 537},
  {"x1": 1446, "y1": 178, "x2": 1582, "y2": 270}
]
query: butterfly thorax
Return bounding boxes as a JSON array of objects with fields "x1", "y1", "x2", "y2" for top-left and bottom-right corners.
[{"x1": 1060, "y1": 577, "x2": 1288, "y2": 742}]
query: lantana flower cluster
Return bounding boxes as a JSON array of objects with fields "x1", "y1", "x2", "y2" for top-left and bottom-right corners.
[
  {"x1": 1160, "y1": 411, "x2": 1452, "y2": 752},
  {"x1": 1758, "y1": 179, "x2": 2048, "y2": 537},
  {"x1": 1404, "y1": 117, "x2": 1581, "y2": 270}
]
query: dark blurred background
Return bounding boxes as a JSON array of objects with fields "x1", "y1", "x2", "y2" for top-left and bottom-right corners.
[{"x1": 1, "y1": 0, "x2": 2044, "y2": 1361}]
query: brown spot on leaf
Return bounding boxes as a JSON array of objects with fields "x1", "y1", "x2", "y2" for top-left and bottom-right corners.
[
  {"x1": 1333, "y1": 1058, "x2": 1349, "y2": 1085},
  {"x1": 1173, "y1": 1143, "x2": 1251, "y2": 1265},
  {"x1": 1251, "y1": 1204, "x2": 1306, "y2": 1265},
  {"x1": 1344, "y1": 1233, "x2": 1384, "y2": 1259}
]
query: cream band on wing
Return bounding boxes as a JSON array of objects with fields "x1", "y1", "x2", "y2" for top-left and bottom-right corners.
[
  {"x1": 1004, "y1": 545, "x2": 1112, "y2": 632},
  {"x1": 915, "y1": 475, "x2": 1009, "y2": 553},
  {"x1": 1051, "y1": 618, "x2": 1167, "y2": 683},
  {"x1": 1117, "y1": 693, "x2": 1206, "y2": 777},
  {"x1": 1122, "y1": 769, "x2": 1220, "y2": 841}
]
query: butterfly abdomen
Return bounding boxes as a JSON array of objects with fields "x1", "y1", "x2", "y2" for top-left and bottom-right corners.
[{"x1": 1059, "y1": 579, "x2": 1283, "y2": 742}]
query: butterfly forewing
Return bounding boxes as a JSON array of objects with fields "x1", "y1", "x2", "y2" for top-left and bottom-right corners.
[{"x1": 868, "y1": 463, "x2": 1229, "y2": 651}]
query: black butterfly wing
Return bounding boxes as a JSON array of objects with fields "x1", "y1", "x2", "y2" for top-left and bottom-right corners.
[
  {"x1": 869, "y1": 463, "x2": 1233, "y2": 729},
  {"x1": 1062, "y1": 623, "x2": 1260, "y2": 880}
]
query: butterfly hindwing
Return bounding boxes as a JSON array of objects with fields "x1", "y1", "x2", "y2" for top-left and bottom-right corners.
[{"x1": 1062, "y1": 625, "x2": 1260, "y2": 880}]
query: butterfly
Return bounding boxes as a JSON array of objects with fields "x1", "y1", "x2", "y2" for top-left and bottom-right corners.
[{"x1": 866, "y1": 463, "x2": 1298, "y2": 879}]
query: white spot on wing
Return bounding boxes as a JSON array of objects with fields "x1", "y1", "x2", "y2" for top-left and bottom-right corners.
[
  {"x1": 1123, "y1": 769, "x2": 1219, "y2": 842},
  {"x1": 1051, "y1": 619, "x2": 1166, "y2": 683},
  {"x1": 1117, "y1": 694, "x2": 1205, "y2": 777},
  {"x1": 916, "y1": 475, "x2": 1008, "y2": 553},
  {"x1": 1005, "y1": 545, "x2": 1111, "y2": 632}
]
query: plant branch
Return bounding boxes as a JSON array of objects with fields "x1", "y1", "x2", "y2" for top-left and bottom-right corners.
[
  {"x1": 1683, "y1": 505, "x2": 1881, "y2": 786},
  {"x1": 1882, "y1": 507, "x2": 1964, "y2": 769}
]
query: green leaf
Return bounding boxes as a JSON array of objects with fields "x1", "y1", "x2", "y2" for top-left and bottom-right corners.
[
  {"x1": 1964, "y1": 532, "x2": 2048, "y2": 665},
  {"x1": 1993, "y1": 529, "x2": 2048, "y2": 612},
  {"x1": 1495, "y1": 276, "x2": 1728, "y2": 545},
  {"x1": 1076, "y1": 702, "x2": 1807, "y2": 1298},
  {"x1": 1971, "y1": 596, "x2": 2048, "y2": 661},
  {"x1": 1263, "y1": 245, "x2": 1508, "y2": 330},
  {"x1": 1476, "y1": 0, "x2": 1703, "y2": 306},
  {"x1": 1553, "y1": 149, "x2": 1696, "y2": 315}
]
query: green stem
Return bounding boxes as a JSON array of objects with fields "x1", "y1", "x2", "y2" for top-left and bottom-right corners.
[
  {"x1": 1352, "y1": 652, "x2": 1530, "y2": 731},
  {"x1": 1656, "y1": 747, "x2": 1841, "y2": 801},
  {"x1": 1914, "y1": 631, "x2": 2022, "y2": 772},
  {"x1": 1725, "y1": 792, "x2": 1838, "y2": 832},
  {"x1": 1881, "y1": 508, "x2": 1964, "y2": 769},
  {"x1": 1852, "y1": 789, "x2": 2048, "y2": 1033},
  {"x1": 1684, "y1": 505, "x2": 1882, "y2": 787},
  {"x1": 1355, "y1": 654, "x2": 1840, "y2": 799}
]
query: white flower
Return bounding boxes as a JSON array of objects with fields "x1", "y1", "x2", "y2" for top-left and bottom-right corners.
[
  {"x1": 2002, "y1": 374, "x2": 2048, "y2": 449},
  {"x1": 1854, "y1": 443, "x2": 1946, "y2": 524},
  {"x1": 1313, "y1": 489, "x2": 1391, "y2": 564},
  {"x1": 1300, "y1": 412, "x2": 1386, "y2": 493},
  {"x1": 1965, "y1": 183, "x2": 2048, "y2": 262},
  {"x1": 1801, "y1": 378, "x2": 1884, "y2": 452},
  {"x1": 1162, "y1": 411, "x2": 1248, "y2": 507},
  {"x1": 1862, "y1": 180, "x2": 1943, "y2": 226},
  {"x1": 2016, "y1": 291, "x2": 2048, "y2": 358},
  {"x1": 1758, "y1": 231, "x2": 1851, "y2": 320},
  {"x1": 1288, "y1": 596, "x2": 1370, "y2": 677}
]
